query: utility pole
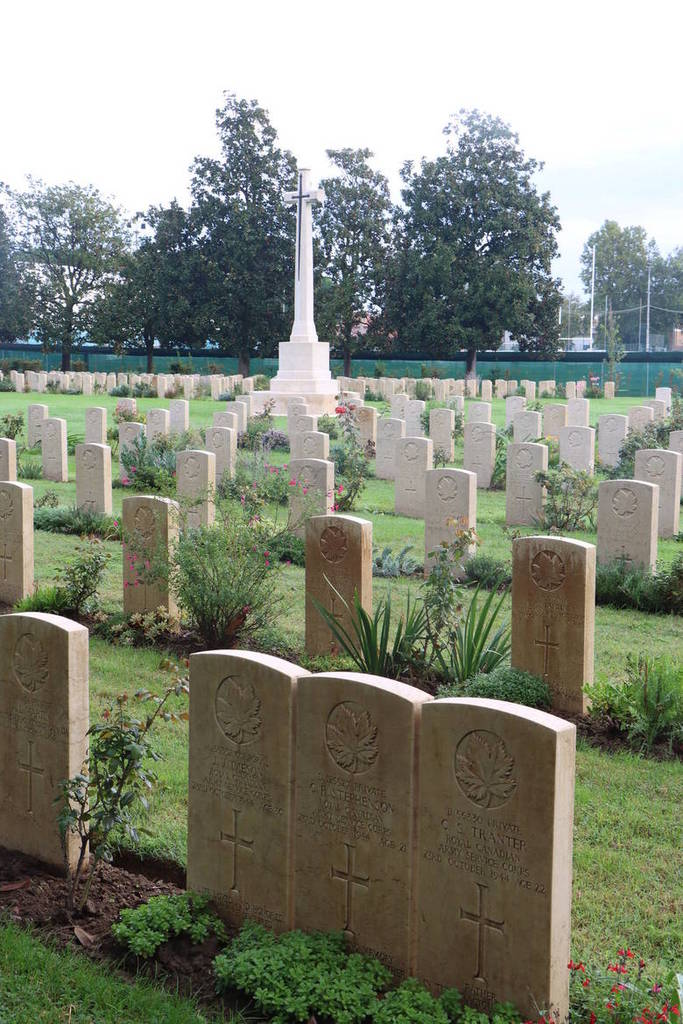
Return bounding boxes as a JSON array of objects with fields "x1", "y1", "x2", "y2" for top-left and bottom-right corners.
[
  {"x1": 604, "y1": 296, "x2": 608, "y2": 349},
  {"x1": 589, "y1": 245, "x2": 596, "y2": 347},
  {"x1": 645, "y1": 262, "x2": 651, "y2": 352}
]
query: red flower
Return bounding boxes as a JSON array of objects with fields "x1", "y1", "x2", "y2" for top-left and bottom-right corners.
[
  {"x1": 583, "y1": 980, "x2": 590, "y2": 989},
  {"x1": 590, "y1": 1014, "x2": 596, "y2": 1024},
  {"x1": 335, "y1": 406, "x2": 347, "y2": 414}
]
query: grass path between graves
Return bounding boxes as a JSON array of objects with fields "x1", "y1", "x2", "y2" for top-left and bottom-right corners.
[{"x1": 0, "y1": 921, "x2": 239, "y2": 1023}]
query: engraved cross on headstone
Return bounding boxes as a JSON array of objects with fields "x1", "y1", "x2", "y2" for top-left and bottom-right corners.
[
  {"x1": 460, "y1": 882, "x2": 505, "y2": 984},
  {"x1": 18, "y1": 739, "x2": 44, "y2": 813},
  {"x1": 220, "y1": 808, "x2": 254, "y2": 893},
  {"x1": 516, "y1": 487, "x2": 532, "y2": 513},
  {"x1": 616, "y1": 545, "x2": 633, "y2": 569},
  {"x1": 534, "y1": 623, "x2": 560, "y2": 679},
  {"x1": 0, "y1": 542, "x2": 12, "y2": 580},
  {"x1": 331, "y1": 842, "x2": 369, "y2": 937}
]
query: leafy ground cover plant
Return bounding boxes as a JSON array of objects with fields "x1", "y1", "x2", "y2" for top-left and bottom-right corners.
[
  {"x1": 112, "y1": 892, "x2": 226, "y2": 958},
  {"x1": 595, "y1": 556, "x2": 683, "y2": 616},
  {"x1": 586, "y1": 654, "x2": 682, "y2": 754},
  {"x1": 17, "y1": 456, "x2": 42, "y2": 479},
  {"x1": 317, "y1": 412, "x2": 341, "y2": 439},
  {"x1": 0, "y1": 411, "x2": 23, "y2": 438},
  {"x1": 314, "y1": 587, "x2": 426, "y2": 678},
  {"x1": 372, "y1": 544, "x2": 422, "y2": 577},
  {"x1": 214, "y1": 923, "x2": 392, "y2": 1024},
  {"x1": 438, "y1": 665, "x2": 552, "y2": 709},
  {"x1": 536, "y1": 466, "x2": 598, "y2": 531},
  {"x1": 57, "y1": 668, "x2": 188, "y2": 912},
  {"x1": 34, "y1": 504, "x2": 121, "y2": 539},
  {"x1": 463, "y1": 554, "x2": 512, "y2": 590},
  {"x1": 120, "y1": 435, "x2": 177, "y2": 493}
]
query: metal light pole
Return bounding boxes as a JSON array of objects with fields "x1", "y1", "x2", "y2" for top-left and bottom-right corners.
[
  {"x1": 645, "y1": 263, "x2": 651, "y2": 352},
  {"x1": 589, "y1": 245, "x2": 596, "y2": 347}
]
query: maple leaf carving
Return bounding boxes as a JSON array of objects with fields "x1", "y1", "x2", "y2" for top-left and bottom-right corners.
[
  {"x1": 530, "y1": 550, "x2": 566, "y2": 592},
  {"x1": 455, "y1": 730, "x2": 517, "y2": 809},
  {"x1": 326, "y1": 701, "x2": 379, "y2": 775},
  {"x1": 215, "y1": 677, "x2": 262, "y2": 745},
  {"x1": 13, "y1": 634, "x2": 49, "y2": 694}
]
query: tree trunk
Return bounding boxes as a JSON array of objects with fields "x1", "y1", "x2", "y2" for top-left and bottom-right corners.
[
  {"x1": 61, "y1": 344, "x2": 71, "y2": 372},
  {"x1": 238, "y1": 351, "x2": 250, "y2": 377},
  {"x1": 465, "y1": 347, "x2": 477, "y2": 377},
  {"x1": 343, "y1": 347, "x2": 352, "y2": 377},
  {"x1": 145, "y1": 335, "x2": 154, "y2": 373}
]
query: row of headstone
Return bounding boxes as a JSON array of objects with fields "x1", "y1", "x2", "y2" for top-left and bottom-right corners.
[
  {"x1": 11, "y1": 370, "x2": 251, "y2": 398},
  {"x1": 186, "y1": 645, "x2": 576, "y2": 1018}
]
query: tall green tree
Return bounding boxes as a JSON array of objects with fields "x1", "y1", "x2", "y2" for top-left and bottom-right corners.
[
  {"x1": 579, "y1": 220, "x2": 656, "y2": 347},
  {"x1": 314, "y1": 149, "x2": 392, "y2": 376},
  {"x1": 93, "y1": 203, "x2": 207, "y2": 371},
  {"x1": 0, "y1": 205, "x2": 34, "y2": 343},
  {"x1": 7, "y1": 180, "x2": 129, "y2": 369},
  {"x1": 190, "y1": 93, "x2": 296, "y2": 375},
  {"x1": 386, "y1": 109, "x2": 561, "y2": 375}
]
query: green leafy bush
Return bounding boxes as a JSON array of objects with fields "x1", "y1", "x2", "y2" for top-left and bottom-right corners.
[
  {"x1": 34, "y1": 504, "x2": 120, "y2": 540},
  {"x1": 0, "y1": 412, "x2": 23, "y2": 438},
  {"x1": 98, "y1": 607, "x2": 178, "y2": 647},
  {"x1": 35, "y1": 489, "x2": 59, "y2": 508},
  {"x1": 214, "y1": 923, "x2": 391, "y2": 1024},
  {"x1": 253, "y1": 373, "x2": 270, "y2": 390},
  {"x1": 463, "y1": 555, "x2": 512, "y2": 590},
  {"x1": 132, "y1": 381, "x2": 157, "y2": 398},
  {"x1": 490, "y1": 432, "x2": 509, "y2": 490},
  {"x1": 435, "y1": 586, "x2": 511, "y2": 686},
  {"x1": 373, "y1": 545, "x2": 422, "y2": 577},
  {"x1": 536, "y1": 466, "x2": 598, "y2": 531},
  {"x1": 17, "y1": 458, "x2": 42, "y2": 479},
  {"x1": 120, "y1": 434, "x2": 176, "y2": 493},
  {"x1": 587, "y1": 654, "x2": 682, "y2": 753},
  {"x1": 220, "y1": 451, "x2": 293, "y2": 506},
  {"x1": 16, "y1": 539, "x2": 110, "y2": 617},
  {"x1": 112, "y1": 892, "x2": 226, "y2": 958},
  {"x1": 0, "y1": 378, "x2": 16, "y2": 392},
  {"x1": 415, "y1": 379, "x2": 432, "y2": 401},
  {"x1": 314, "y1": 588, "x2": 426, "y2": 678},
  {"x1": 440, "y1": 665, "x2": 551, "y2": 709},
  {"x1": 330, "y1": 405, "x2": 371, "y2": 511},
  {"x1": 595, "y1": 556, "x2": 683, "y2": 616},
  {"x1": 111, "y1": 383, "x2": 132, "y2": 396},
  {"x1": 170, "y1": 512, "x2": 279, "y2": 647},
  {"x1": 373, "y1": 978, "x2": 449, "y2": 1023},
  {"x1": 317, "y1": 413, "x2": 341, "y2": 439}
]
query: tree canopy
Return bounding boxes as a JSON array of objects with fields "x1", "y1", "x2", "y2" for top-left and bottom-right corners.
[{"x1": 385, "y1": 109, "x2": 562, "y2": 374}]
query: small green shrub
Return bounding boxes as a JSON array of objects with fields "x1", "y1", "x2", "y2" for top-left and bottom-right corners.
[
  {"x1": 34, "y1": 505, "x2": 120, "y2": 540},
  {"x1": 112, "y1": 892, "x2": 226, "y2": 958},
  {"x1": 16, "y1": 539, "x2": 110, "y2": 617},
  {"x1": 132, "y1": 382, "x2": 157, "y2": 398},
  {"x1": 0, "y1": 412, "x2": 23, "y2": 439},
  {"x1": 170, "y1": 512, "x2": 280, "y2": 647},
  {"x1": 317, "y1": 413, "x2": 341, "y2": 439},
  {"x1": 595, "y1": 556, "x2": 683, "y2": 616},
  {"x1": 373, "y1": 978, "x2": 449, "y2": 1023},
  {"x1": 111, "y1": 383, "x2": 132, "y2": 397},
  {"x1": 120, "y1": 435, "x2": 176, "y2": 493},
  {"x1": 463, "y1": 555, "x2": 512, "y2": 590},
  {"x1": 214, "y1": 923, "x2": 392, "y2": 1024},
  {"x1": 0, "y1": 378, "x2": 16, "y2": 392},
  {"x1": 442, "y1": 665, "x2": 552, "y2": 709},
  {"x1": 587, "y1": 654, "x2": 682, "y2": 753},
  {"x1": 35, "y1": 489, "x2": 59, "y2": 508},
  {"x1": 253, "y1": 373, "x2": 270, "y2": 390},
  {"x1": 330, "y1": 405, "x2": 371, "y2": 511},
  {"x1": 536, "y1": 466, "x2": 598, "y2": 531},
  {"x1": 372, "y1": 545, "x2": 422, "y2": 577},
  {"x1": 220, "y1": 452, "x2": 293, "y2": 507},
  {"x1": 98, "y1": 607, "x2": 178, "y2": 647},
  {"x1": 415, "y1": 380, "x2": 432, "y2": 401},
  {"x1": 15, "y1": 585, "x2": 71, "y2": 615}
]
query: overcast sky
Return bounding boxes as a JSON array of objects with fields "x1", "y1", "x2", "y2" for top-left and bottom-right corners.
[{"x1": 2, "y1": 0, "x2": 681, "y2": 294}]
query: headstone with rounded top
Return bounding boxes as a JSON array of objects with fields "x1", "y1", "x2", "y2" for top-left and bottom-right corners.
[
  {"x1": 177, "y1": 450, "x2": 216, "y2": 529},
  {"x1": 118, "y1": 421, "x2": 144, "y2": 481},
  {"x1": 542, "y1": 404, "x2": 567, "y2": 439},
  {"x1": 511, "y1": 535, "x2": 595, "y2": 714},
  {"x1": 0, "y1": 612, "x2": 89, "y2": 869},
  {"x1": 429, "y1": 407, "x2": 455, "y2": 462},
  {"x1": 305, "y1": 515, "x2": 372, "y2": 656},
  {"x1": 300, "y1": 431, "x2": 329, "y2": 460},
  {"x1": 288, "y1": 458, "x2": 334, "y2": 538},
  {"x1": 27, "y1": 404, "x2": 48, "y2": 449},
  {"x1": 75, "y1": 443, "x2": 112, "y2": 515},
  {"x1": 597, "y1": 414, "x2": 628, "y2": 469},
  {"x1": 480, "y1": 380, "x2": 492, "y2": 401},
  {"x1": 357, "y1": 406, "x2": 377, "y2": 447},
  {"x1": 204, "y1": 426, "x2": 237, "y2": 484},
  {"x1": 395, "y1": 437, "x2": 433, "y2": 517},
  {"x1": 643, "y1": 399, "x2": 666, "y2": 422},
  {"x1": 603, "y1": 381, "x2": 615, "y2": 399},
  {"x1": 505, "y1": 442, "x2": 547, "y2": 526},
  {"x1": 416, "y1": 698, "x2": 575, "y2": 1021},
  {"x1": 463, "y1": 422, "x2": 496, "y2": 489},
  {"x1": 467, "y1": 402, "x2": 492, "y2": 424},
  {"x1": 0, "y1": 481, "x2": 33, "y2": 603},
  {"x1": 424, "y1": 468, "x2": 476, "y2": 576},
  {"x1": 122, "y1": 495, "x2": 179, "y2": 616},
  {"x1": 169, "y1": 399, "x2": 190, "y2": 434},
  {"x1": 41, "y1": 417, "x2": 68, "y2": 482},
  {"x1": 406, "y1": 400, "x2": 425, "y2": 437},
  {"x1": 655, "y1": 387, "x2": 672, "y2": 413},
  {"x1": 512, "y1": 411, "x2": 542, "y2": 443},
  {"x1": 504, "y1": 396, "x2": 525, "y2": 428},
  {"x1": 524, "y1": 380, "x2": 536, "y2": 400},
  {"x1": 0, "y1": 439, "x2": 17, "y2": 482},
  {"x1": 567, "y1": 398, "x2": 589, "y2": 427},
  {"x1": 559, "y1": 426, "x2": 595, "y2": 474},
  {"x1": 634, "y1": 448, "x2": 681, "y2": 538},
  {"x1": 146, "y1": 407, "x2": 170, "y2": 441},
  {"x1": 597, "y1": 480, "x2": 658, "y2": 570},
  {"x1": 375, "y1": 418, "x2": 405, "y2": 480},
  {"x1": 669, "y1": 430, "x2": 683, "y2": 456},
  {"x1": 187, "y1": 650, "x2": 306, "y2": 931},
  {"x1": 85, "y1": 407, "x2": 107, "y2": 445},
  {"x1": 294, "y1": 671, "x2": 432, "y2": 977},
  {"x1": 627, "y1": 406, "x2": 654, "y2": 433}
]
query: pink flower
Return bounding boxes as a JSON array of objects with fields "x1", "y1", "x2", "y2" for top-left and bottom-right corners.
[
  {"x1": 302, "y1": 487, "x2": 308, "y2": 495},
  {"x1": 289, "y1": 479, "x2": 296, "y2": 486},
  {"x1": 130, "y1": 466, "x2": 136, "y2": 473}
]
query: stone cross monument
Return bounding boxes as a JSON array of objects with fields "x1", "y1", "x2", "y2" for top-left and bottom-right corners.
[{"x1": 259, "y1": 167, "x2": 338, "y2": 415}]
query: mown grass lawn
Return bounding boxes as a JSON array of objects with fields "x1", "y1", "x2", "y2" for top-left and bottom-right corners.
[{"x1": 1, "y1": 389, "x2": 681, "y2": 983}]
